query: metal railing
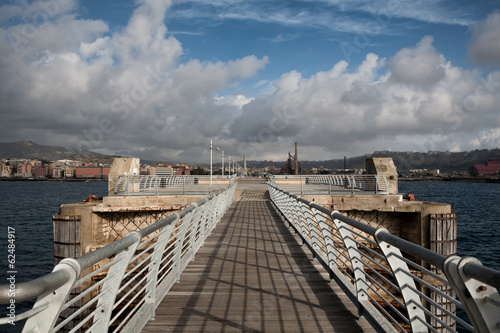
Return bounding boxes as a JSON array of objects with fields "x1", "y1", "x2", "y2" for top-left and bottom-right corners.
[
  {"x1": 268, "y1": 174, "x2": 389, "y2": 194},
  {"x1": 114, "y1": 175, "x2": 236, "y2": 195},
  {"x1": 0, "y1": 182, "x2": 236, "y2": 332},
  {"x1": 267, "y1": 183, "x2": 500, "y2": 333}
]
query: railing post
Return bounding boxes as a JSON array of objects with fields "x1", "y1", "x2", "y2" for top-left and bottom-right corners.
[
  {"x1": 300, "y1": 175, "x2": 303, "y2": 194},
  {"x1": 313, "y1": 208, "x2": 336, "y2": 275},
  {"x1": 443, "y1": 256, "x2": 500, "y2": 333},
  {"x1": 294, "y1": 200, "x2": 308, "y2": 244},
  {"x1": 174, "y1": 207, "x2": 196, "y2": 282},
  {"x1": 126, "y1": 175, "x2": 129, "y2": 195},
  {"x1": 374, "y1": 229, "x2": 427, "y2": 332},
  {"x1": 146, "y1": 222, "x2": 176, "y2": 318},
  {"x1": 205, "y1": 197, "x2": 218, "y2": 237},
  {"x1": 187, "y1": 203, "x2": 201, "y2": 261},
  {"x1": 312, "y1": 208, "x2": 357, "y2": 290},
  {"x1": 200, "y1": 198, "x2": 216, "y2": 247},
  {"x1": 330, "y1": 211, "x2": 368, "y2": 315},
  {"x1": 297, "y1": 200, "x2": 313, "y2": 248},
  {"x1": 92, "y1": 231, "x2": 141, "y2": 331},
  {"x1": 114, "y1": 175, "x2": 120, "y2": 195},
  {"x1": 23, "y1": 259, "x2": 81, "y2": 332}
]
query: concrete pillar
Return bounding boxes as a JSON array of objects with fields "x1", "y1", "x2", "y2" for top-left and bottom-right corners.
[
  {"x1": 108, "y1": 158, "x2": 140, "y2": 196},
  {"x1": 365, "y1": 157, "x2": 398, "y2": 194}
]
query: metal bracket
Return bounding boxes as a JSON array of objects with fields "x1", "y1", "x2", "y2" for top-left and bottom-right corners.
[{"x1": 444, "y1": 256, "x2": 500, "y2": 333}]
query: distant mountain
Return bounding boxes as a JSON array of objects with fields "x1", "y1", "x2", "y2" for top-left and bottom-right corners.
[
  {"x1": 244, "y1": 149, "x2": 500, "y2": 173},
  {"x1": 299, "y1": 149, "x2": 500, "y2": 173},
  {"x1": 2, "y1": 140, "x2": 499, "y2": 173},
  {"x1": 0, "y1": 140, "x2": 121, "y2": 164}
]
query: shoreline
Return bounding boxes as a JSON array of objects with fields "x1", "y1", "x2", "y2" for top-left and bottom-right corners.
[
  {"x1": 400, "y1": 176, "x2": 500, "y2": 183},
  {"x1": 0, "y1": 178, "x2": 106, "y2": 182}
]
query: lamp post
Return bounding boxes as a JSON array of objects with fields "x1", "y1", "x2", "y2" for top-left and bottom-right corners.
[
  {"x1": 228, "y1": 156, "x2": 231, "y2": 176},
  {"x1": 210, "y1": 140, "x2": 213, "y2": 192},
  {"x1": 215, "y1": 147, "x2": 223, "y2": 176},
  {"x1": 221, "y1": 150, "x2": 224, "y2": 176}
]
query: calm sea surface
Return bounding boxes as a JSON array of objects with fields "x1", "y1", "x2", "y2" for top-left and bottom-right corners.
[
  {"x1": 0, "y1": 181, "x2": 107, "y2": 331},
  {"x1": 0, "y1": 180, "x2": 498, "y2": 329},
  {"x1": 398, "y1": 180, "x2": 500, "y2": 271}
]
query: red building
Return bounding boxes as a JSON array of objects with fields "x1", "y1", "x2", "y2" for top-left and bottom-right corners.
[
  {"x1": 174, "y1": 164, "x2": 191, "y2": 175},
  {"x1": 75, "y1": 167, "x2": 111, "y2": 179},
  {"x1": 33, "y1": 165, "x2": 49, "y2": 178},
  {"x1": 470, "y1": 161, "x2": 500, "y2": 176}
]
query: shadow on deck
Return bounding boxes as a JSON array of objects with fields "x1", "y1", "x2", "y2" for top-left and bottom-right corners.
[{"x1": 142, "y1": 179, "x2": 375, "y2": 332}]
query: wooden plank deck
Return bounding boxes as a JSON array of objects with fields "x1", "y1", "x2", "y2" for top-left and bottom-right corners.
[{"x1": 142, "y1": 178, "x2": 375, "y2": 332}]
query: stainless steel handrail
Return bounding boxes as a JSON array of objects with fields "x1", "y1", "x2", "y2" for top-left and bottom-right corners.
[
  {"x1": 0, "y1": 181, "x2": 237, "y2": 332},
  {"x1": 267, "y1": 183, "x2": 500, "y2": 333},
  {"x1": 114, "y1": 175, "x2": 236, "y2": 195},
  {"x1": 268, "y1": 174, "x2": 389, "y2": 194}
]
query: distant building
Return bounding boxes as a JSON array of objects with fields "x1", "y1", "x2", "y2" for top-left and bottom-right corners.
[
  {"x1": 430, "y1": 169, "x2": 440, "y2": 176},
  {"x1": 280, "y1": 151, "x2": 301, "y2": 175},
  {"x1": 64, "y1": 167, "x2": 75, "y2": 178},
  {"x1": 0, "y1": 164, "x2": 11, "y2": 178},
  {"x1": 149, "y1": 165, "x2": 174, "y2": 176},
  {"x1": 75, "y1": 166, "x2": 111, "y2": 179},
  {"x1": 33, "y1": 165, "x2": 49, "y2": 178},
  {"x1": 470, "y1": 161, "x2": 500, "y2": 176},
  {"x1": 52, "y1": 167, "x2": 63, "y2": 178},
  {"x1": 5, "y1": 159, "x2": 26, "y2": 168},
  {"x1": 15, "y1": 162, "x2": 32, "y2": 178},
  {"x1": 56, "y1": 159, "x2": 83, "y2": 167},
  {"x1": 173, "y1": 164, "x2": 191, "y2": 175}
]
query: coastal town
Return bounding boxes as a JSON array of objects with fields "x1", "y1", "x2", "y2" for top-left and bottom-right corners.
[
  {"x1": 0, "y1": 159, "x2": 194, "y2": 180},
  {"x1": 1, "y1": 155, "x2": 499, "y2": 181}
]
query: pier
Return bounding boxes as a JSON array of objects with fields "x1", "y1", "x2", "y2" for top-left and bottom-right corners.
[
  {"x1": 1, "y1": 157, "x2": 499, "y2": 332},
  {"x1": 142, "y1": 179, "x2": 374, "y2": 332}
]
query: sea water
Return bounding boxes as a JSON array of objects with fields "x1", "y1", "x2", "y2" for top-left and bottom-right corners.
[{"x1": 0, "y1": 180, "x2": 498, "y2": 330}]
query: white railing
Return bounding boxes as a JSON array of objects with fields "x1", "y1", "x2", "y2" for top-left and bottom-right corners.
[
  {"x1": 0, "y1": 182, "x2": 236, "y2": 332},
  {"x1": 268, "y1": 174, "x2": 389, "y2": 194},
  {"x1": 114, "y1": 175, "x2": 236, "y2": 195},
  {"x1": 267, "y1": 183, "x2": 500, "y2": 333}
]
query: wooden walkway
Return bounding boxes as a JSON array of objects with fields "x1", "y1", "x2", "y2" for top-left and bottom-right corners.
[{"x1": 142, "y1": 179, "x2": 375, "y2": 332}]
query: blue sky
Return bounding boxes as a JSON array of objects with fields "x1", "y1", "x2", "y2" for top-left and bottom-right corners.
[{"x1": 1, "y1": 0, "x2": 500, "y2": 163}]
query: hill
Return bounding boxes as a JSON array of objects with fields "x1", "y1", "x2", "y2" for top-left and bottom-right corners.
[
  {"x1": 245, "y1": 149, "x2": 500, "y2": 173},
  {"x1": 0, "y1": 140, "x2": 121, "y2": 164},
  {"x1": 2, "y1": 141, "x2": 499, "y2": 173}
]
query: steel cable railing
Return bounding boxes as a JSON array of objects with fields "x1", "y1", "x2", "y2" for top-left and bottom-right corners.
[
  {"x1": 267, "y1": 182, "x2": 500, "y2": 333},
  {"x1": 114, "y1": 175, "x2": 236, "y2": 195},
  {"x1": 0, "y1": 181, "x2": 236, "y2": 332},
  {"x1": 268, "y1": 174, "x2": 389, "y2": 194}
]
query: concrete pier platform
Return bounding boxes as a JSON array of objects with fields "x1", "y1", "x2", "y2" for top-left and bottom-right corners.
[{"x1": 142, "y1": 178, "x2": 375, "y2": 332}]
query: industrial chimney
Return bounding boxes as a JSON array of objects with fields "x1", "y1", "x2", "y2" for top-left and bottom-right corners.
[{"x1": 295, "y1": 142, "x2": 299, "y2": 175}]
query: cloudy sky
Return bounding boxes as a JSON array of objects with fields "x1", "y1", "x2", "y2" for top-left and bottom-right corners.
[{"x1": 1, "y1": 0, "x2": 500, "y2": 163}]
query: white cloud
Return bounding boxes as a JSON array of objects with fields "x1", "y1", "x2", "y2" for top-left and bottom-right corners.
[
  {"x1": 170, "y1": 0, "x2": 384, "y2": 35},
  {"x1": 215, "y1": 94, "x2": 254, "y2": 109},
  {"x1": 1, "y1": 1, "x2": 499, "y2": 163},
  {"x1": 0, "y1": 0, "x2": 268, "y2": 161},
  {"x1": 309, "y1": 0, "x2": 476, "y2": 26},
  {"x1": 229, "y1": 36, "x2": 500, "y2": 160},
  {"x1": 172, "y1": 0, "x2": 476, "y2": 37},
  {"x1": 468, "y1": 11, "x2": 500, "y2": 66},
  {"x1": 387, "y1": 36, "x2": 445, "y2": 87}
]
